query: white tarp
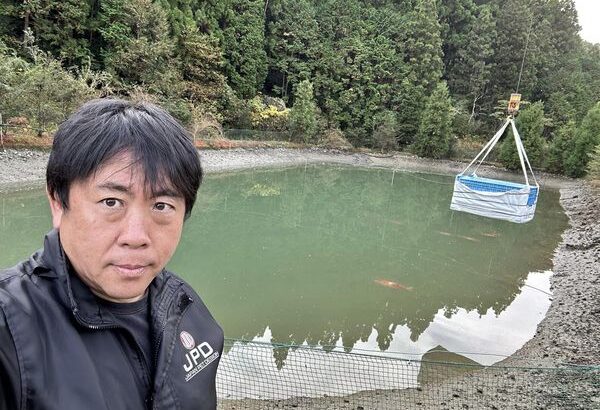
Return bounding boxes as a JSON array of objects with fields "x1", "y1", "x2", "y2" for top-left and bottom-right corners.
[
  {"x1": 450, "y1": 118, "x2": 539, "y2": 224},
  {"x1": 450, "y1": 177, "x2": 537, "y2": 223}
]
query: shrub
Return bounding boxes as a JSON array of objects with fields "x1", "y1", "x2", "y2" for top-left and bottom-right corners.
[
  {"x1": 564, "y1": 102, "x2": 600, "y2": 177},
  {"x1": 248, "y1": 95, "x2": 290, "y2": 132},
  {"x1": 545, "y1": 121, "x2": 576, "y2": 174},
  {"x1": 0, "y1": 51, "x2": 98, "y2": 133},
  {"x1": 587, "y1": 143, "x2": 600, "y2": 181},
  {"x1": 499, "y1": 102, "x2": 546, "y2": 170},
  {"x1": 372, "y1": 110, "x2": 399, "y2": 152},
  {"x1": 413, "y1": 82, "x2": 454, "y2": 159},
  {"x1": 289, "y1": 80, "x2": 318, "y2": 143},
  {"x1": 318, "y1": 128, "x2": 353, "y2": 150}
]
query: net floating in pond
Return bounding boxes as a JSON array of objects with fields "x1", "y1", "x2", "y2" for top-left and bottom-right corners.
[{"x1": 450, "y1": 118, "x2": 539, "y2": 223}]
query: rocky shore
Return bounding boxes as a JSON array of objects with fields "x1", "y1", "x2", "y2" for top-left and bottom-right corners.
[
  {"x1": 0, "y1": 147, "x2": 578, "y2": 191},
  {"x1": 1, "y1": 147, "x2": 597, "y2": 409}
]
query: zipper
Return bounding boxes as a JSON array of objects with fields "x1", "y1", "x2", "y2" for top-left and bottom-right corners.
[
  {"x1": 72, "y1": 306, "x2": 154, "y2": 406},
  {"x1": 149, "y1": 292, "x2": 193, "y2": 410}
]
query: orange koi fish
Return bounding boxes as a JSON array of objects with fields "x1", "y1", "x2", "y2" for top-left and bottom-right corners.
[
  {"x1": 438, "y1": 231, "x2": 479, "y2": 242},
  {"x1": 456, "y1": 234, "x2": 479, "y2": 242},
  {"x1": 481, "y1": 231, "x2": 499, "y2": 238},
  {"x1": 374, "y1": 279, "x2": 414, "y2": 291}
]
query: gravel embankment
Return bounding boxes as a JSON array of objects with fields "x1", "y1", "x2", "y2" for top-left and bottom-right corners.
[
  {"x1": 0, "y1": 147, "x2": 577, "y2": 191},
  {"x1": 1, "y1": 147, "x2": 597, "y2": 409}
]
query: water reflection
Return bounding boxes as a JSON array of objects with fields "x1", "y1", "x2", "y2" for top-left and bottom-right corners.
[
  {"x1": 217, "y1": 271, "x2": 551, "y2": 399},
  {"x1": 172, "y1": 166, "x2": 566, "y2": 367},
  {"x1": 0, "y1": 166, "x2": 568, "y2": 376}
]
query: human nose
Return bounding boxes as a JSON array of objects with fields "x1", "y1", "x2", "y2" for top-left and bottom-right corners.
[{"x1": 117, "y1": 209, "x2": 150, "y2": 248}]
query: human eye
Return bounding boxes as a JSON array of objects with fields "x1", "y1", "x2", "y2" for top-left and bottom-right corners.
[
  {"x1": 100, "y1": 198, "x2": 123, "y2": 208},
  {"x1": 153, "y1": 202, "x2": 175, "y2": 212}
]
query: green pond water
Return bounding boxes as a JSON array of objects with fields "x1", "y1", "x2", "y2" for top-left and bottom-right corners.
[{"x1": 0, "y1": 166, "x2": 568, "y2": 373}]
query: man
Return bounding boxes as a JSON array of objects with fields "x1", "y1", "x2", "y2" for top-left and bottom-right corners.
[{"x1": 0, "y1": 99, "x2": 224, "y2": 409}]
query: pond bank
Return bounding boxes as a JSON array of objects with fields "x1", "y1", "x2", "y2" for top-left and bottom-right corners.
[
  {"x1": 1, "y1": 147, "x2": 597, "y2": 408},
  {"x1": 0, "y1": 147, "x2": 577, "y2": 191}
]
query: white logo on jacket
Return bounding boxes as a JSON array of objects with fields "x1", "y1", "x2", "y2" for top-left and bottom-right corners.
[
  {"x1": 181, "y1": 331, "x2": 219, "y2": 382},
  {"x1": 180, "y1": 331, "x2": 195, "y2": 350}
]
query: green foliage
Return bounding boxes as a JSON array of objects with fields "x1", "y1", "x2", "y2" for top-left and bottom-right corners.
[
  {"x1": 8, "y1": 0, "x2": 92, "y2": 66},
  {"x1": 178, "y1": 25, "x2": 227, "y2": 112},
  {"x1": 446, "y1": 4, "x2": 496, "y2": 122},
  {"x1": 499, "y1": 102, "x2": 546, "y2": 170},
  {"x1": 586, "y1": 143, "x2": 600, "y2": 181},
  {"x1": 372, "y1": 110, "x2": 399, "y2": 152},
  {"x1": 413, "y1": 82, "x2": 454, "y2": 159},
  {"x1": 396, "y1": 76, "x2": 426, "y2": 147},
  {"x1": 248, "y1": 96, "x2": 290, "y2": 132},
  {"x1": 565, "y1": 102, "x2": 600, "y2": 177},
  {"x1": 0, "y1": 0, "x2": 597, "y2": 179},
  {"x1": 265, "y1": 0, "x2": 318, "y2": 101},
  {"x1": 0, "y1": 38, "x2": 99, "y2": 131},
  {"x1": 545, "y1": 121, "x2": 576, "y2": 174},
  {"x1": 204, "y1": 0, "x2": 268, "y2": 99},
  {"x1": 310, "y1": 0, "x2": 407, "y2": 146},
  {"x1": 99, "y1": 0, "x2": 177, "y2": 92},
  {"x1": 289, "y1": 80, "x2": 318, "y2": 143},
  {"x1": 488, "y1": 0, "x2": 537, "y2": 100},
  {"x1": 402, "y1": 0, "x2": 444, "y2": 92}
]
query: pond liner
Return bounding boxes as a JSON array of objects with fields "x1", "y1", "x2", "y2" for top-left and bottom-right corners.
[{"x1": 450, "y1": 118, "x2": 539, "y2": 223}]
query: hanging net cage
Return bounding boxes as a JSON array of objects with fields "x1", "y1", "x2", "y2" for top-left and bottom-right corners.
[{"x1": 450, "y1": 117, "x2": 539, "y2": 224}]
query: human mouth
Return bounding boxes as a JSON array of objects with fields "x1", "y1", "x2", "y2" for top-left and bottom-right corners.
[{"x1": 113, "y1": 264, "x2": 148, "y2": 277}]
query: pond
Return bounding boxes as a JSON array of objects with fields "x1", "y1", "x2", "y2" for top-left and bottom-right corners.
[{"x1": 0, "y1": 166, "x2": 568, "y2": 377}]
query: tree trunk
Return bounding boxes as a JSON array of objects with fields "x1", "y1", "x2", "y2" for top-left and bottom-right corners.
[{"x1": 23, "y1": 10, "x2": 30, "y2": 35}]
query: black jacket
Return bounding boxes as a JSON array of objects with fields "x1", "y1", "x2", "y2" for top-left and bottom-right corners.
[{"x1": 0, "y1": 230, "x2": 224, "y2": 410}]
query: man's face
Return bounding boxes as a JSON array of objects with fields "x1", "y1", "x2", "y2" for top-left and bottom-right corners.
[{"x1": 48, "y1": 152, "x2": 186, "y2": 303}]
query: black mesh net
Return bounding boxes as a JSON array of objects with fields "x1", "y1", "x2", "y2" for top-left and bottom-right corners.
[{"x1": 217, "y1": 339, "x2": 599, "y2": 409}]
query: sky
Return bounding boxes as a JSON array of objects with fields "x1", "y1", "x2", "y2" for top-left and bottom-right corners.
[{"x1": 575, "y1": 0, "x2": 600, "y2": 44}]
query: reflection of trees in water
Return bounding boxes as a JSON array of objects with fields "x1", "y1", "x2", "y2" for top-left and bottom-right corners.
[{"x1": 180, "y1": 166, "x2": 567, "y2": 368}]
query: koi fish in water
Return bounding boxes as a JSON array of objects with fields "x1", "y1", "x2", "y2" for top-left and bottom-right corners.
[
  {"x1": 374, "y1": 279, "x2": 414, "y2": 291},
  {"x1": 481, "y1": 231, "x2": 499, "y2": 238},
  {"x1": 438, "y1": 231, "x2": 480, "y2": 242}
]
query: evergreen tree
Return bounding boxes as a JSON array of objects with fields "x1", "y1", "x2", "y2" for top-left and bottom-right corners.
[
  {"x1": 157, "y1": 0, "x2": 196, "y2": 38},
  {"x1": 528, "y1": 0, "x2": 580, "y2": 102},
  {"x1": 289, "y1": 79, "x2": 318, "y2": 142},
  {"x1": 396, "y1": 75, "x2": 426, "y2": 147},
  {"x1": 178, "y1": 24, "x2": 227, "y2": 111},
  {"x1": 586, "y1": 143, "x2": 600, "y2": 181},
  {"x1": 447, "y1": 4, "x2": 496, "y2": 122},
  {"x1": 208, "y1": 0, "x2": 268, "y2": 99},
  {"x1": 546, "y1": 120, "x2": 576, "y2": 174},
  {"x1": 3, "y1": 0, "x2": 92, "y2": 66},
  {"x1": 265, "y1": 0, "x2": 319, "y2": 101},
  {"x1": 488, "y1": 0, "x2": 537, "y2": 100},
  {"x1": 311, "y1": 0, "x2": 407, "y2": 145},
  {"x1": 413, "y1": 82, "x2": 454, "y2": 159},
  {"x1": 373, "y1": 110, "x2": 399, "y2": 152},
  {"x1": 439, "y1": 0, "x2": 477, "y2": 86},
  {"x1": 401, "y1": 0, "x2": 443, "y2": 92},
  {"x1": 0, "y1": 0, "x2": 24, "y2": 46},
  {"x1": 499, "y1": 102, "x2": 546, "y2": 170},
  {"x1": 565, "y1": 102, "x2": 600, "y2": 177},
  {"x1": 99, "y1": 0, "x2": 177, "y2": 90}
]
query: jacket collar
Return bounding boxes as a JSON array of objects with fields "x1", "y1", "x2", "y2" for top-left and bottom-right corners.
[{"x1": 35, "y1": 229, "x2": 181, "y2": 327}]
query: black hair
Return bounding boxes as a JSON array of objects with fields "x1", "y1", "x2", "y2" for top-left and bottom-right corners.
[{"x1": 46, "y1": 98, "x2": 202, "y2": 218}]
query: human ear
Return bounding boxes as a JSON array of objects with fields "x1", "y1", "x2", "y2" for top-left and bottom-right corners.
[{"x1": 46, "y1": 188, "x2": 64, "y2": 229}]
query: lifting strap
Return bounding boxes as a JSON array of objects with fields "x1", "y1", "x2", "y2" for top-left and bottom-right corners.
[{"x1": 458, "y1": 118, "x2": 539, "y2": 190}]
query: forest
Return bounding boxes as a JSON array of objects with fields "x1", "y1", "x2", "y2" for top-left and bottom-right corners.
[{"x1": 1, "y1": 0, "x2": 599, "y2": 177}]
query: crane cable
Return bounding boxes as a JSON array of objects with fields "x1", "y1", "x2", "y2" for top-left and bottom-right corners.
[{"x1": 515, "y1": 15, "x2": 534, "y2": 94}]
